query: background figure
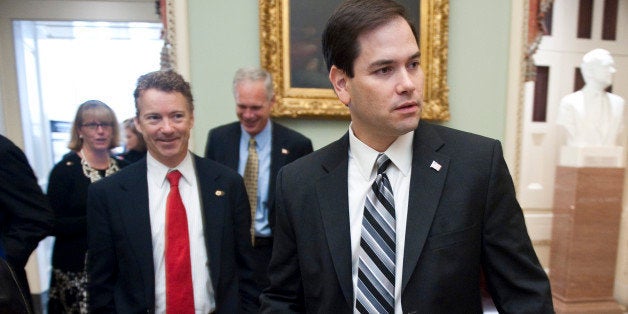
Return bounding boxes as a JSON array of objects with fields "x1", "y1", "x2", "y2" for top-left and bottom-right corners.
[
  {"x1": 0, "y1": 134, "x2": 53, "y2": 314},
  {"x1": 47, "y1": 100, "x2": 125, "y2": 314},
  {"x1": 556, "y1": 48, "x2": 626, "y2": 147},
  {"x1": 260, "y1": 0, "x2": 553, "y2": 313},
  {"x1": 205, "y1": 67, "x2": 313, "y2": 299},
  {"x1": 118, "y1": 117, "x2": 147, "y2": 163},
  {"x1": 87, "y1": 70, "x2": 257, "y2": 313}
]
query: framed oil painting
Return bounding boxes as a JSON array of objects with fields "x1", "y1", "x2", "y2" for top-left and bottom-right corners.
[{"x1": 259, "y1": 0, "x2": 449, "y2": 120}]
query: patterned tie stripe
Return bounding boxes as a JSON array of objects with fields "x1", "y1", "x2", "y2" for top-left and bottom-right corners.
[
  {"x1": 356, "y1": 153, "x2": 395, "y2": 314},
  {"x1": 243, "y1": 138, "x2": 258, "y2": 244}
]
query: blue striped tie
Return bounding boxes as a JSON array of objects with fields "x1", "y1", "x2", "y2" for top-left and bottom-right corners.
[{"x1": 356, "y1": 153, "x2": 395, "y2": 313}]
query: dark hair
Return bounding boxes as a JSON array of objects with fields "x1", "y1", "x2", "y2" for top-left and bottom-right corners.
[
  {"x1": 133, "y1": 70, "x2": 194, "y2": 116},
  {"x1": 68, "y1": 100, "x2": 120, "y2": 151},
  {"x1": 322, "y1": 0, "x2": 417, "y2": 77}
]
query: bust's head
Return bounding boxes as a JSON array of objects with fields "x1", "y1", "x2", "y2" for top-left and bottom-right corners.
[{"x1": 581, "y1": 49, "x2": 616, "y2": 90}]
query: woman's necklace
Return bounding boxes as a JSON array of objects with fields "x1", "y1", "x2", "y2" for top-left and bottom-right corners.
[{"x1": 80, "y1": 150, "x2": 120, "y2": 183}]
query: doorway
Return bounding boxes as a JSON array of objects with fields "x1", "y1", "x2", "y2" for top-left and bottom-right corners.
[
  {"x1": 13, "y1": 20, "x2": 163, "y2": 181},
  {"x1": 12, "y1": 19, "x2": 162, "y2": 313}
]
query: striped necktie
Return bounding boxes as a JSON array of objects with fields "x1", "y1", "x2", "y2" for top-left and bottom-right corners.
[{"x1": 356, "y1": 153, "x2": 395, "y2": 313}]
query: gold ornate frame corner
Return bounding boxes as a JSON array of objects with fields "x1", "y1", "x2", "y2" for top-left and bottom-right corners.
[{"x1": 259, "y1": 0, "x2": 450, "y2": 120}]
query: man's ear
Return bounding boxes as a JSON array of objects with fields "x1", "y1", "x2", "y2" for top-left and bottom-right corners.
[
  {"x1": 133, "y1": 117, "x2": 143, "y2": 134},
  {"x1": 329, "y1": 65, "x2": 351, "y2": 105}
]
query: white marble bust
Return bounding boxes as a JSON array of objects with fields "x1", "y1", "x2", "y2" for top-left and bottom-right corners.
[{"x1": 556, "y1": 49, "x2": 625, "y2": 148}]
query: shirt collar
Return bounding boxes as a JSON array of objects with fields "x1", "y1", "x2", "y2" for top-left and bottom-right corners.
[
  {"x1": 348, "y1": 125, "x2": 413, "y2": 180},
  {"x1": 147, "y1": 150, "x2": 195, "y2": 188},
  {"x1": 240, "y1": 120, "x2": 272, "y2": 149}
]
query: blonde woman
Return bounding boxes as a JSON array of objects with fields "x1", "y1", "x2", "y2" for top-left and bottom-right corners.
[
  {"x1": 118, "y1": 117, "x2": 147, "y2": 163},
  {"x1": 47, "y1": 100, "x2": 126, "y2": 314}
]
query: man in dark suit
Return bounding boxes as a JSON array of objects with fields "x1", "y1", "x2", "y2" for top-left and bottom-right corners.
[
  {"x1": 205, "y1": 67, "x2": 313, "y2": 297},
  {"x1": 87, "y1": 70, "x2": 257, "y2": 313},
  {"x1": 0, "y1": 134, "x2": 53, "y2": 313},
  {"x1": 260, "y1": 0, "x2": 554, "y2": 313}
]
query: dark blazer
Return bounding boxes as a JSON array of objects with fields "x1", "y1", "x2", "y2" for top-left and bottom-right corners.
[
  {"x1": 0, "y1": 134, "x2": 53, "y2": 313},
  {"x1": 0, "y1": 135, "x2": 52, "y2": 269},
  {"x1": 87, "y1": 154, "x2": 257, "y2": 313},
  {"x1": 260, "y1": 122, "x2": 554, "y2": 313},
  {"x1": 204, "y1": 121, "x2": 313, "y2": 231}
]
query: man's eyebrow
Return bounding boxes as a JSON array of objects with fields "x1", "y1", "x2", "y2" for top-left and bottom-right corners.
[
  {"x1": 237, "y1": 103, "x2": 263, "y2": 107},
  {"x1": 366, "y1": 51, "x2": 422, "y2": 70},
  {"x1": 367, "y1": 59, "x2": 394, "y2": 71}
]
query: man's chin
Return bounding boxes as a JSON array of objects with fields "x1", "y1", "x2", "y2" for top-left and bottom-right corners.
[
  {"x1": 156, "y1": 145, "x2": 183, "y2": 157},
  {"x1": 398, "y1": 119, "x2": 420, "y2": 133}
]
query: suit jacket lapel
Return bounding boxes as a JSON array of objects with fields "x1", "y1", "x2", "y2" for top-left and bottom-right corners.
[
  {"x1": 270, "y1": 124, "x2": 284, "y2": 175},
  {"x1": 316, "y1": 134, "x2": 354, "y2": 309},
  {"x1": 224, "y1": 124, "x2": 241, "y2": 171},
  {"x1": 117, "y1": 161, "x2": 156, "y2": 305},
  {"x1": 402, "y1": 123, "x2": 450, "y2": 292},
  {"x1": 194, "y1": 156, "x2": 225, "y2": 293},
  {"x1": 269, "y1": 124, "x2": 286, "y2": 210}
]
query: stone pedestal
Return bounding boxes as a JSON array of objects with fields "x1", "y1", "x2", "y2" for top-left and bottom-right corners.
[{"x1": 550, "y1": 166, "x2": 625, "y2": 313}]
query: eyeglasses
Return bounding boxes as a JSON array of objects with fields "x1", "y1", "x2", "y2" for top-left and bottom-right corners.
[{"x1": 81, "y1": 123, "x2": 113, "y2": 130}]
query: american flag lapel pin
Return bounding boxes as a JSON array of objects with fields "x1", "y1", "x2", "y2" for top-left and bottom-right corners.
[{"x1": 430, "y1": 160, "x2": 442, "y2": 172}]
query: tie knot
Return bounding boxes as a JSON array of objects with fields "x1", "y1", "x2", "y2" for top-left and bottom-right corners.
[
  {"x1": 376, "y1": 153, "x2": 391, "y2": 175},
  {"x1": 166, "y1": 170, "x2": 182, "y2": 187},
  {"x1": 249, "y1": 137, "x2": 256, "y2": 148}
]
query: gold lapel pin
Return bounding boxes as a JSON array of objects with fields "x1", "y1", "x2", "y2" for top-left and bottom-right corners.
[
  {"x1": 281, "y1": 148, "x2": 289, "y2": 155},
  {"x1": 215, "y1": 190, "x2": 225, "y2": 196}
]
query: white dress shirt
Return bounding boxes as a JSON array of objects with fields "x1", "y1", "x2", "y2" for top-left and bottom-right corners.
[
  {"x1": 348, "y1": 126, "x2": 413, "y2": 314},
  {"x1": 146, "y1": 151, "x2": 214, "y2": 313}
]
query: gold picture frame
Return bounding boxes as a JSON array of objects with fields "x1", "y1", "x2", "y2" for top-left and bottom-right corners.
[{"x1": 259, "y1": 0, "x2": 450, "y2": 120}]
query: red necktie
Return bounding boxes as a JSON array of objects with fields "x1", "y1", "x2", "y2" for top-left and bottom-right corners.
[{"x1": 165, "y1": 170, "x2": 195, "y2": 314}]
